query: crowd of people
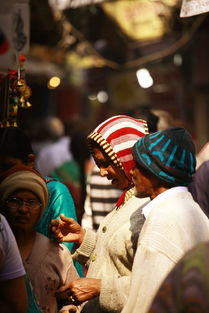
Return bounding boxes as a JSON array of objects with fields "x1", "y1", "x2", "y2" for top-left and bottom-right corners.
[{"x1": 1, "y1": 111, "x2": 209, "y2": 313}]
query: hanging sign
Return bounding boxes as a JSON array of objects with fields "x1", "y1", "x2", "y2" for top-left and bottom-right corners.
[
  {"x1": 13, "y1": 2, "x2": 30, "y2": 54},
  {"x1": 0, "y1": 1, "x2": 29, "y2": 71},
  {"x1": 180, "y1": 0, "x2": 209, "y2": 17},
  {"x1": 0, "y1": 12, "x2": 14, "y2": 70}
]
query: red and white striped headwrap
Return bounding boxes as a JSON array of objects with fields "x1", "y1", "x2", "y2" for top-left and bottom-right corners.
[{"x1": 87, "y1": 115, "x2": 149, "y2": 180}]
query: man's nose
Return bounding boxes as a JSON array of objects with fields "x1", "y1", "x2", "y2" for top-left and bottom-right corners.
[{"x1": 18, "y1": 202, "x2": 30, "y2": 212}]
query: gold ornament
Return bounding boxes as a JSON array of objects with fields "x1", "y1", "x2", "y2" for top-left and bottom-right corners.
[
  {"x1": 16, "y1": 79, "x2": 26, "y2": 93},
  {"x1": 23, "y1": 86, "x2": 32, "y2": 99}
]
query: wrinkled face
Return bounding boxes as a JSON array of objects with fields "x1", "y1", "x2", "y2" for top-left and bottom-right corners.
[
  {"x1": 4, "y1": 190, "x2": 42, "y2": 232},
  {"x1": 130, "y1": 164, "x2": 156, "y2": 199},
  {"x1": 92, "y1": 147, "x2": 130, "y2": 190}
]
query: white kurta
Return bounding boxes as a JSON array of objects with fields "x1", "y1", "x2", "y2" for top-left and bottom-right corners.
[{"x1": 121, "y1": 187, "x2": 209, "y2": 313}]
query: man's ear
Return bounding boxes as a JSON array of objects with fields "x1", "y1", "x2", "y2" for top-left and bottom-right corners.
[{"x1": 25, "y1": 153, "x2": 35, "y2": 168}]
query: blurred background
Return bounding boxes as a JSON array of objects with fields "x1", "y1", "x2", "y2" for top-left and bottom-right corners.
[{"x1": 1, "y1": 0, "x2": 209, "y2": 151}]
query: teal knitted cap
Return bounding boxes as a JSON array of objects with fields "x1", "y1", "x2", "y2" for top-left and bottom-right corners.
[{"x1": 131, "y1": 127, "x2": 196, "y2": 186}]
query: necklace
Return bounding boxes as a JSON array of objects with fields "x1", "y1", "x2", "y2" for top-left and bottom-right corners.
[{"x1": 116, "y1": 187, "x2": 135, "y2": 211}]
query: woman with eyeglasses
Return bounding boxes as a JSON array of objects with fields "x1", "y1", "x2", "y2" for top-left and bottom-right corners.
[{"x1": 0, "y1": 165, "x2": 79, "y2": 313}]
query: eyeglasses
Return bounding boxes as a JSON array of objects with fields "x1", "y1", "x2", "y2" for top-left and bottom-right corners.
[{"x1": 6, "y1": 197, "x2": 42, "y2": 211}]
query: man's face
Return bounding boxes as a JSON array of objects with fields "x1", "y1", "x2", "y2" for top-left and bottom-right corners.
[
  {"x1": 130, "y1": 164, "x2": 155, "y2": 199},
  {"x1": 92, "y1": 147, "x2": 130, "y2": 190}
]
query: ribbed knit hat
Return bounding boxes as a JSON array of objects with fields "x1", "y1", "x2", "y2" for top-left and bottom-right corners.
[
  {"x1": 132, "y1": 127, "x2": 196, "y2": 186},
  {"x1": 87, "y1": 115, "x2": 149, "y2": 180},
  {"x1": 0, "y1": 165, "x2": 49, "y2": 216}
]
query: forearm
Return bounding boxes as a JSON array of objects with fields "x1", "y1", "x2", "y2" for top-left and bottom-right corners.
[
  {"x1": 73, "y1": 229, "x2": 97, "y2": 266},
  {"x1": 0, "y1": 276, "x2": 28, "y2": 313}
]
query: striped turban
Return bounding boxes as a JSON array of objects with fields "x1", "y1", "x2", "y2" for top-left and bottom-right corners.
[{"x1": 87, "y1": 115, "x2": 149, "y2": 180}]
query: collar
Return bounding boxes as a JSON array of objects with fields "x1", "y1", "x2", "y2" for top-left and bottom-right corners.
[
  {"x1": 116, "y1": 187, "x2": 135, "y2": 208},
  {"x1": 142, "y1": 186, "x2": 188, "y2": 219}
]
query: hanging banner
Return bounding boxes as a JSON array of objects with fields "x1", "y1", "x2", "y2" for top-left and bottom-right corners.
[
  {"x1": 13, "y1": 2, "x2": 30, "y2": 54},
  {"x1": 180, "y1": 0, "x2": 209, "y2": 17}
]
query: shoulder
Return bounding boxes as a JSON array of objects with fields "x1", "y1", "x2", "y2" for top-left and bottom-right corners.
[
  {"x1": 45, "y1": 177, "x2": 70, "y2": 193},
  {"x1": 0, "y1": 214, "x2": 8, "y2": 228},
  {"x1": 144, "y1": 190, "x2": 207, "y2": 231},
  {"x1": 45, "y1": 239, "x2": 73, "y2": 265},
  {"x1": 0, "y1": 215, "x2": 25, "y2": 280},
  {"x1": 151, "y1": 190, "x2": 197, "y2": 213},
  {"x1": 35, "y1": 233, "x2": 72, "y2": 260},
  {"x1": 42, "y1": 177, "x2": 76, "y2": 220},
  {"x1": 0, "y1": 215, "x2": 14, "y2": 241},
  {"x1": 0, "y1": 215, "x2": 8, "y2": 256},
  {"x1": 193, "y1": 160, "x2": 209, "y2": 184},
  {"x1": 127, "y1": 195, "x2": 150, "y2": 209}
]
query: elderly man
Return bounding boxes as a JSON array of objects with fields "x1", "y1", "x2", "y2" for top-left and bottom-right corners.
[{"x1": 122, "y1": 127, "x2": 209, "y2": 313}]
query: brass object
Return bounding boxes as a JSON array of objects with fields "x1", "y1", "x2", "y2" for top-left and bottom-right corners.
[{"x1": 0, "y1": 56, "x2": 32, "y2": 127}]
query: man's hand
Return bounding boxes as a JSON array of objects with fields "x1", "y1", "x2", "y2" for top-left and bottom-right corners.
[
  {"x1": 56, "y1": 278, "x2": 101, "y2": 303},
  {"x1": 50, "y1": 214, "x2": 86, "y2": 245}
]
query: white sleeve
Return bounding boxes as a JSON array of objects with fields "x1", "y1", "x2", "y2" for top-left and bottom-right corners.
[
  {"x1": 121, "y1": 244, "x2": 175, "y2": 313},
  {"x1": 0, "y1": 215, "x2": 25, "y2": 281}
]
